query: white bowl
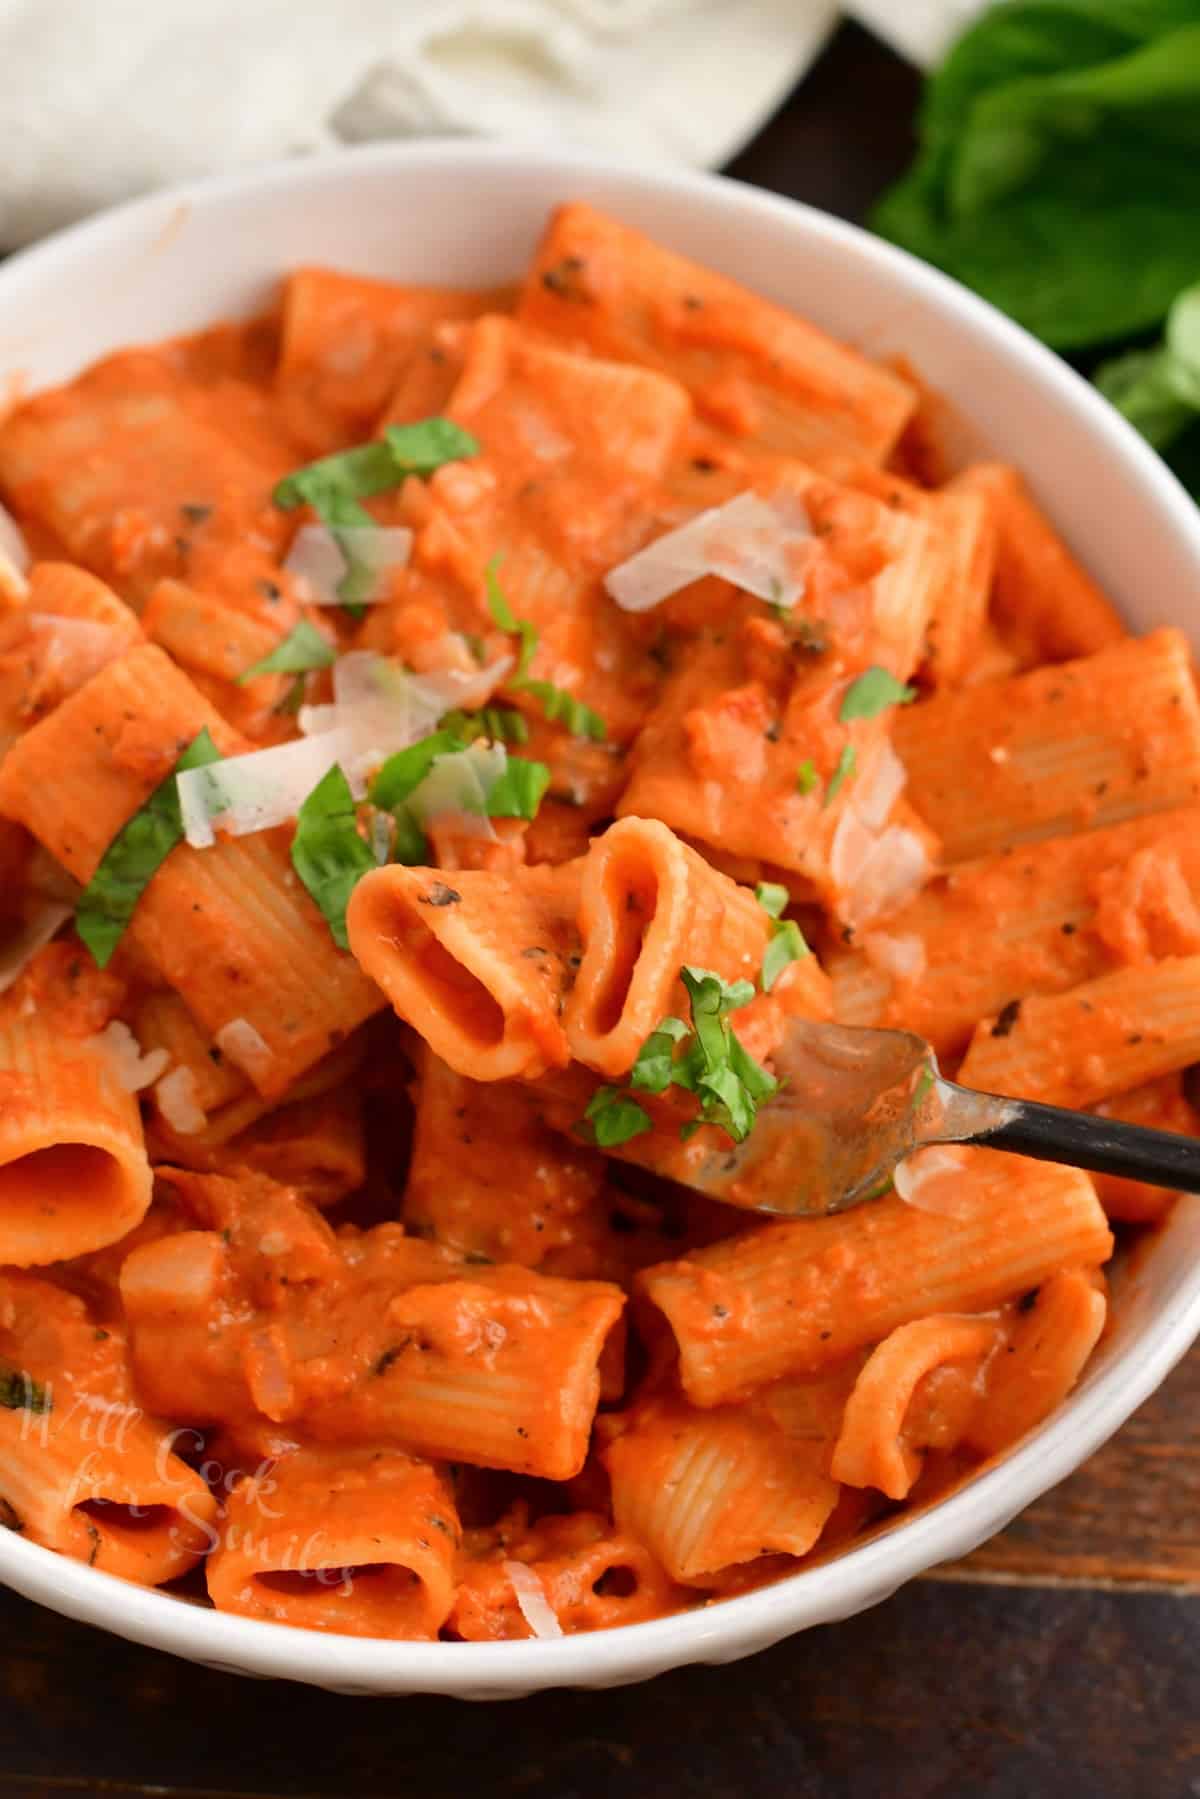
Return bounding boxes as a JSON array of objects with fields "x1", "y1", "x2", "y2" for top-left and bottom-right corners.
[{"x1": 1, "y1": 141, "x2": 1199, "y2": 1699}]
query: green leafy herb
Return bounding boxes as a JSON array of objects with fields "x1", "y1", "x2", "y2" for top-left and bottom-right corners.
[
  {"x1": 237, "y1": 618, "x2": 335, "y2": 685},
  {"x1": 754, "y1": 881, "x2": 789, "y2": 919},
  {"x1": 439, "y1": 705, "x2": 530, "y2": 746},
  {"x1": 871, "y1": 5, "x2": 1200, "y2": 351},
  {"x1": 795, "y1": 759, "x2": 818, "y2": 796},
  {"x1": 484, "y1": 561, "x2": 607, "y2": 741},
  {"x1": 580, "y1": 965, "x2": 777, "y2": 1149},
  {"x1": 383, "y1": 419, "x2": 480, "y2": 477},
  {"x1": 839, "y1": 666, "x2": 917, "y2": 723},
  {"x1": 290, "y1": 764, "x2": 378, "y2": 950},
  {"x1": 516, "y1": 680, "x2": 607, "y2": 743},
  {"x1": 0, "y1": 1364, "x2": 50, "y2": 1414},
  {"x1": 754, "y1": 881, "x2": 809, "y2": 991},
  {"x1": 274, "y1": 418, "x2": 479, "y2": 611},
  {"x1": 76, "y1": 728, "x2": 223, "y2": 968},
  {"x1": 629, "y1": 1015, "x2": 690, "y2": 1093},
  {"x1": 371, "y1": 730, "x2": 467, "y2": 815},
  {"x1": 371, "y1": 730, "x2": 550, "y2": 864},
  {"x1": 825, "y1": 744, "x2": 857, "y2": 806},
  {"x1": 485, "y1": 558, "x2": 538, "y2": 679},
  {"x1": 485, "y1": 756, "x2": 551, "y2": 820},
  {"x1": 1096, "y1": 276, "x2": 1200, "y2": 452},
  {"x1": 582, "y1": 1086, "x2": 653, "y2": 1148},
  {"x1": 761, "y1": 918, "x2": 809, "y2": 993}
]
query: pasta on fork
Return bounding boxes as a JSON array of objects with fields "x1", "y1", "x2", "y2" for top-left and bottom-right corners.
[{"x1": 0, "y1": 200, "x2": 1181, "y2": 1641}]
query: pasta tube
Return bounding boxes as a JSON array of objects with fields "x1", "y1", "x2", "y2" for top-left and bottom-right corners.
[
  {"x1": 640, "y1": 1150, "x2": 1111, "y2": 1406},
  {"x1": 0, "y1": 1011, "x2": 152, "y2": 1265},
  {"x1": 346, "y1": 859, "x2": 582, "y2": 1082},
  {"x1": 895, "y1": 630, "x2": 1200, "y2": 865},
  {"x1": 565, "y1": 817, "x2": 771, "y2": 1079},
  {"x1": 207, "y1": 1447, "x2": 459, "y2": 1638}
]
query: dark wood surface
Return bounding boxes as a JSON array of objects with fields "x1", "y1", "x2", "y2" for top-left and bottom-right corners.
[{"x1": 5, "y1": 21, "x2": 1200, "y2": 1798}]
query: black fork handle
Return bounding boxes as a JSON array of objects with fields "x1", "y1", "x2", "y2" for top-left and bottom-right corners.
[{"x1": 969, "y1": 1091, "x2": 1200, "y2": 1193}]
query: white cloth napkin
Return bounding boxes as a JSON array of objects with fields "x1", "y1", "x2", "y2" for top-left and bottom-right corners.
[{"x1": 0, "y1": 0, "x2": 983, "y2": 247}]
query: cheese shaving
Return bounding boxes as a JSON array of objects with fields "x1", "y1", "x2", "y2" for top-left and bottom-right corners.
[
  {"x1": 604, "y1": 491, "x2": 813, "y2": 613},
  {"x1": 86, "y1": 1020, "x2": 170, "y2": 1093},
  {"x1": 215, "y1": 1017, "x2": 274, "y2": 1085},
  {"x1": 154, "y1": 1066, "x2": 206, "y2": 1135},
  {"x1": 503, "y1": 1560, "x2": 563, "y2": 1639}
]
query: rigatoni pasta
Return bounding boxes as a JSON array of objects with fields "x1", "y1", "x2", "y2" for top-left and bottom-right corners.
[{"x1": 0, "y1": 199, "x2": 1181, "y2": 1643}]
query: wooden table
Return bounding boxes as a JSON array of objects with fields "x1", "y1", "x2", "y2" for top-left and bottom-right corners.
[{"x1": 5, "y1": 24, "x2": 1200, "y2": 1797}]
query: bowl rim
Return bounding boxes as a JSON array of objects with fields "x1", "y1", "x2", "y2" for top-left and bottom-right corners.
[{"x1": 2, "y1": 136, "x2": 1200, "y2": 1695}]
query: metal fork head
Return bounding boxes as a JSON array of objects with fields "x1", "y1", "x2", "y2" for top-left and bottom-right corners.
[{"x1": 683, "y1": 1018, "x2": 943, "y2": 1218}]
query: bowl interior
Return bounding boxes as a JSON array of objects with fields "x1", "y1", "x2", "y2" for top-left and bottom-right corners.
[{"x1": 0, "y1": 142, "x2": 1198, "y2": 1697}]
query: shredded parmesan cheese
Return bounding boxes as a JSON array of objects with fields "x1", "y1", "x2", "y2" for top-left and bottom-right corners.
[
  {"x1": 503, "y1": 1560, "x2": 563, "y2": 1639},
  {"x1": 177, "y1": 726, "x2": 359, "y2": 847},
  {"x1": 154, "y1": 1066, "x2": 206, "y2": 1135},
  {"x1": 215, "y1": 1017, "x2": 274, "y2": 1085},
  {"x1": 604, "y1": 491, "x2": 813, "y2": 613},
  {"x1": 86, "y1": 1020, "x2": 170, "y2": 1093}
]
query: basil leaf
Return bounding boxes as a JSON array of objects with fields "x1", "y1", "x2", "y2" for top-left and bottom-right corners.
[
  {"x1": 485, "y1": 756, "x2": 551, "y2": 821},
  {"x1": 0, "y1": 1364, "x2": 50, "y2": 1413},
  {"x1": 825, "y1": 744, "x2": 857, "y2": 805},
  {"x1": 273, "y1": 443, "x2": 401, "y2": 514},
  {"x1": 582, "y1": 1086, "x2": 653, "y2": 1148},
  {"x1": 291, "y1": 764, "x2": 378, "y2": 950},
  {"x1": 485, "y1": 558, "x2": 538, "y2": 679},
  {"x1": 872, "y1": 6, "x2": 1200, "y2": 351},
  {"x1": 237, "y1": 618, "x2": 335, "y2": 685},
  {"x1": 384, "y1": 419, "x2": 480, "y2": 477},
  {"x1": 439, "y1": 705, "x2": 529, "y2": 746},
  {"x1": 839, "y1": 667, "x2": 917, "y2": 722},
  {"x1": 518, "y1": 680, "x2": 607, "y2": 743},
  {"x1": 276, "y1": 419, "x2": 478, "y2": 613},
  {"x1": 754, "y1": 881, "x2": 789, "y2": 919},
  {"x1": 762, "y1": 918, "x2": 809, "y2": 993},
  {"x1": 76, "y1": 727, "x2": 223, "y2": 969},
  {"x1": 629, "y1": 1016, "x2": 690, "y2": 1094},
  {"x1": 370, "y1": 730, "x2": 469, "y2": 814},
  {"x1": 484, "y1": 560, "x2": 607, "y2": 740},
  {"x1": 796, "y1": 758, "x2": 818, "y2": 795}
]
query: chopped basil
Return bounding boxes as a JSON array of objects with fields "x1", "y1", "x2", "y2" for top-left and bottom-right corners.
[
  {"x1": 486, "y1": 756, "x2": 551, "y2": 821},
  {"x1": 371, "y1": 730, "x2": 466, "y2": 815},
  {"x1": 825, "y1": 743, "x2": 857, "y2": 805},
  {"x1": 675, "y1": 966, "x2": 776, "y2": 1145},
  {"x1": 485, "y1": 560, "x2": 607, "y2": 741},
  {"x1": 583, "y1": 1087, "x2": 653, "y2": 1148},
  {"x1": 383, "y1": 419, "x2": 480, "y2": 477},
  {"x1": 290, "y1": 764, "x2": 379, "y2": 950},
  {"x1": 518, "y1": 680, "x2": 606, "y2": 743},
  {"x1": 581, "y1": 966, "x2": 776, "y2": 1149},
  {"x1": 838, "y1": 666, "x2": 917, "y2": 723},
  {"x1": 761, "y1": 918, "x2": 809, "y2": 993},
  {"x1": 796, "y1": 758, "x2": 818, "y2": 796},
  {"x1": 371, "y1": 730, "x2": 550, "y2": 865},
  {"x1": 439, "y1": 705, "x2": 529, "y2": 746},
  {"x1": 76, "y1": 728, "x2": 223, "y2": 969},
  {"x1": 237, "y1": 618, "x2": 335, "y2": 685},
  {"x1": 274, "y1": 418, "x2": 479, "y2": 611},
  {"x1": 0, "y1": 1364, "x2": 50, "y2": 1414},
  {"x1": 485, "y1": 556, "x2": 538, "y2": 680},
  {"x1": 629, "y1": 1016, "x2": 690, "y2": 1094},
  {"x1": 754, "y1": 882, "x2": 789, "y2": 920}
]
